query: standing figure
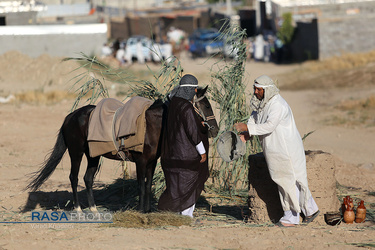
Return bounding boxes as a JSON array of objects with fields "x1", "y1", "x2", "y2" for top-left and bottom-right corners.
[
  {"x1": 234, "y1": 75, "x2": 320, "y2": 227},
  {"x1": 136, "y1": 39, "x2": 145, "y2": 64},
  {"x1": 116, "y1": 43, "x2": 125, "y2": 65},
  {"x1": 254, "y1": 34, "x2": 265, "y2": 61},
  {"x1": 158, "y1": 74, "x2": 209, "y2": 218},
  {"x1": 101, "y1": 43, "x2": 112, "y2": 58}
]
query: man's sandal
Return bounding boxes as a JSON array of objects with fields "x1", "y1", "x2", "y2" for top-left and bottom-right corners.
[{"x1": 302, "y1": 210, "x2": 320, "y2": 224}]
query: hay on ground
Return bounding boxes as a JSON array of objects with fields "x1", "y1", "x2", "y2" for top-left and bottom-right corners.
[{"x1": 111, "y1": 210, "x2": 192, "y2": 228}]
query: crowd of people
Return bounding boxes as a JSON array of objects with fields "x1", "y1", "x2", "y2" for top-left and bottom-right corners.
[
  {"x1": 246, "y1": 33, "x2": 285, "y2": 63},
  {"x1": 101, "y1": 28, "x2": 289, "y2": 66},
  {"x1": 100, "y1": 27, "x2": 187, "y2": 66}
]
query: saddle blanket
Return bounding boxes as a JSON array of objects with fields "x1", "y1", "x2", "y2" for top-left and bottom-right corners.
[{"x1": 87, "y1": 97, "x2": 153, "y2": 157}]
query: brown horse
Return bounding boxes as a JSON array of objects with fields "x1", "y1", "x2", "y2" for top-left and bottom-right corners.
[{"x1": 27, "y1": 87, "x2": 219, "y2": 213}]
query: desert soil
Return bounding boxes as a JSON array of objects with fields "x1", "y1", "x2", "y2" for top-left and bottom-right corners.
[{"x1": 0, "y1": 51, "x2": 374, "y2": 249}]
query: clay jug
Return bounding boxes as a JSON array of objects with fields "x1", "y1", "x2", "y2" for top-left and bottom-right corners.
[
  {"x1": 344, "y1": 203, "x2": 355, "y2": 224},
  {"x1": 348, "y1": 197, "x2": 354, "y2": 209},
  {"x1": 341, "y1": 197, "x2": 347, "y2": 216},
  {"x1": 355, "y1": 200, "x2": 366, "y2": 223}
]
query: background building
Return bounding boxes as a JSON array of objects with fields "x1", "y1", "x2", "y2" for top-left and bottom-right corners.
[{"x1": 270, "y1": 0, "x2": 375, "y2": 60}]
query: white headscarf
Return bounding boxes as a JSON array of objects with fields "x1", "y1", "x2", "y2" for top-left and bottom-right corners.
[{"x1": 250, "y1": 75, "x2": 280, "y2": 112}]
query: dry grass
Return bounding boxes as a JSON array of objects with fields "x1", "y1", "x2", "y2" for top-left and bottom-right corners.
[
  {"x1": 304, "y1": 50, "x2": 375, "y2": 72},
  {"x1": 15, "y1": 90, "x2": 76, "y2": 104},
  {"x1": 279, "y1": 50, "x2": 375, "y2": 90},
  {"x1": 278, "y1": 51, "x2": 375, "y2": 128},
  {"x1": 110, "y1": 210, "x2": 192, "y2": 228},
  {"x1": 337, "y1": 95, "x2": 375, "y2": 111},
  {"x1": 323, "y1": 95, "x2": 375, "y2": 127}
]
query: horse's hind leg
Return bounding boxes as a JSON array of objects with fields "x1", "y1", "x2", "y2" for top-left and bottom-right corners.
[
  {"x1": 84, "y1": 155, "x2": 100, "y2": 213},
  {"x1": 136, "y1": 158, "x2": 157, "y2": 213},
  {"x1": 69, "y1": 152, "x2": 84, "y2": 211}
]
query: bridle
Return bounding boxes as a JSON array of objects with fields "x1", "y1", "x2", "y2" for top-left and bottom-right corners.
[{"x1": 193, "y1": 95, "x2": 216, "y2": 130}]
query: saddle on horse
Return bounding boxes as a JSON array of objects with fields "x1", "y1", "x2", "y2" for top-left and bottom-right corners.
[{"x1": 87, "y1": 97, "x2": 153, "y2": 158}]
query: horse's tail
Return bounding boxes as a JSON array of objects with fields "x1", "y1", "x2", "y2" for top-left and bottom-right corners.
[{"x1": 26, "y1": 128, "x2": 67, "y2": 192}]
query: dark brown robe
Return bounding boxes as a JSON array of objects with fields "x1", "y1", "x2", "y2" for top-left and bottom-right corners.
[{"x1": 158, "y1": 97, "x2": 209, "y2": 212}]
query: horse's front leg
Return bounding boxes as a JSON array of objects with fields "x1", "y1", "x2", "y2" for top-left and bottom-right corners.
[
  {"x1": 144, "y1": 160, "x2": 157, "y2": 213},
  {"x1": 83, "y1": 155, "x2": 100, "y2": 213},
  {"x1": 136, "y1": 159, "x2": 147, "y2": 213}
]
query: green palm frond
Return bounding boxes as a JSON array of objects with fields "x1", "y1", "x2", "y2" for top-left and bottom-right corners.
[
  {"x1": 128, "y1": 57, "x2": 183, "y2": 101},
  {"x1": 64, "y1": 52, "x2": 183, "y2": 110},
  {"x1": 209, "y1": 22, "x2": 262, "y2": 193}
]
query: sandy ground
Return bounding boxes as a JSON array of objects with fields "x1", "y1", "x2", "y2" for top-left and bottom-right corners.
[{"x1": 0, "y1": 51, "x2": 375, "y2": 249}]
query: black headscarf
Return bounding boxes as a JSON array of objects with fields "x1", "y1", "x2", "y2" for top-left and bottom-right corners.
[{"x1": 170, "y1": 74, "x2": 198, "y2": 101}]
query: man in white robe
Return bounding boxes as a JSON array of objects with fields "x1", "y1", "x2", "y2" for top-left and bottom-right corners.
[
  {"x1": 136, "y1": 40, "x2": 145, "y2": 64},
  {"x1": 234, "y1": 75, "x2": 320, "y2": 227},
  {"x1": 254, "y1": 34, "x2": 265, "y2": 61}
]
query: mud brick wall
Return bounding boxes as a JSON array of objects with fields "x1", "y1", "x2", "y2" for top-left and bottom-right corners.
[{"x1": 248, "y1": 150, "x2": 340, "y2": 224}]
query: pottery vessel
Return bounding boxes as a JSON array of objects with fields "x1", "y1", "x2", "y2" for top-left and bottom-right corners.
[
  {"x1": 344, "y1": 203, "x2": 355, "y2": 224},
  {"x1": 355, "y1": 200, "x2": 366, "y2": 223},
  {"x1": 341, "y1": 197, "x2": 347, "y2": 216},
  {"x1": 348, "y1": 197, "x2": 354, "y2": 209}
]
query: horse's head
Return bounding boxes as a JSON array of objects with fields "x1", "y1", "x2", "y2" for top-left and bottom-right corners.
[{"x1": 193, "y1": 86, "x2": 219, "y2": 138}]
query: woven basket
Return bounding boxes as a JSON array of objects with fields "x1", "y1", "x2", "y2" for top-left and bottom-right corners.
[{"x1": 324, "y1": 211, "x2": 342, "y2": 226}]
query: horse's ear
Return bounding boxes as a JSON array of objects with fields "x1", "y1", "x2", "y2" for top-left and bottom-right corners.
[{"x1": 197, "y1": 85, "x2": 208, "y2": 97}]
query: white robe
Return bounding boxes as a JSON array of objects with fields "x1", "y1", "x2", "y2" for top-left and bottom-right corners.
[
  {"x1": 247, "y1": 94, "x2": 312, "y2": 213},
  {"x1": 136, "y1": 42, "x2": 145, "y2": 64},
  {"x1": 254, "y1": 34, "x2": 264, "y2": 60}
]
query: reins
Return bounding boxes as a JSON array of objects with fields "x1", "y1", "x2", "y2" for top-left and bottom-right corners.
[
  {"x1": 193, "y1": 95, "x2": 216, "y2": 130},
  {"x1": 193, "y1": 95, "x2": 205, "y2": 103}
]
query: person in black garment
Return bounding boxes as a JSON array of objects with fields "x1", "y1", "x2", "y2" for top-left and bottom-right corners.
[{"x1": 158, "y1": 74, "x2": 209, "y2": 218}]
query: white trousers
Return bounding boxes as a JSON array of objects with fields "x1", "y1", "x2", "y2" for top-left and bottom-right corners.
[
  {"x1": 181, "y1": 204, "x2": 195, "y2": 218},
  {"x1": 279, "y1": 184, "x2": 319, "y2": 224}
]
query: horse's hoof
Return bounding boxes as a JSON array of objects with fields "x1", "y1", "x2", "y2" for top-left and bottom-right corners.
[
  {"x1": 74, "y1": 207, "x2": 83, "y2": 212},
  {"x1": 90, "y1": 206, "x2": 99, "y2": 214}
]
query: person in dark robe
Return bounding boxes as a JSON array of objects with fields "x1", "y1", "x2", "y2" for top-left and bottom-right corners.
[{"x1": 158, "y1": 74, "x2": 209, "y2": 218}]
